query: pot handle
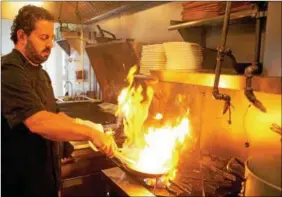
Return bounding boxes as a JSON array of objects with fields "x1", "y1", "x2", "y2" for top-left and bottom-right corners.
[
  {"x1": 227, "y1": 157, "x2": 244, "y2": 168},
  {"x1": 226, "y1": 157, "x2": 245, "y2": 180},
  {"x1": 238, "y1": 181, "x2": 247, "y2": 197},
  {"x1": 109, "y1": 156, "x2": 125, "y2": 169},
  {"x1": 227, "y1": 158, "x2": 247, "y2": 197}
]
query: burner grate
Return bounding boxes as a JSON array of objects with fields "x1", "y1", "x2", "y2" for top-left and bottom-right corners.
[{"x1": 134, "y1": 152, "x2": 245, "y2": 197}]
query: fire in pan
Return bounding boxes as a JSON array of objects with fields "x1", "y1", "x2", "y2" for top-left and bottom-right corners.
[{"x1": 112, "y1": 149, "x2": 170, "y2": 179}]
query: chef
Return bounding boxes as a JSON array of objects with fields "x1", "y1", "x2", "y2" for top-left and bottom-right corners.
[{"x1": 1, "y1": 5, "x2": 117, "y2": 197}]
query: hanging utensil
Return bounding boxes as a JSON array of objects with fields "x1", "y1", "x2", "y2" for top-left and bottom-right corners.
[{"x1": 270, "y1": 123, "x2": 282, "y2": 136}]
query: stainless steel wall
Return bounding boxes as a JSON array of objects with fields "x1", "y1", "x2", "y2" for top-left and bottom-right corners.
[
  {"x1": 150, "y1": 82, "x2": 281, "y2": 161},
  {"x1": 263, "y1": 2, "x2": 282, "y2": 77}
]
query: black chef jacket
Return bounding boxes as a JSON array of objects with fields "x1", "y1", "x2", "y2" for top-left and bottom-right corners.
[{"x1": 1, "y1": 49, "x2": 60, "y2": 196}]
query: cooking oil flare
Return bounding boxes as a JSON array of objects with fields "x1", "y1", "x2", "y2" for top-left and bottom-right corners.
[
  {"x1": 116, "y1": 65, "x2": 191, "y2": 182},
  {"x1": 116, "y1": 65, "x2": 154, "y2": 148},
  {"x1": 135, "y1": 118, "x2": 190, "y2": 174}
]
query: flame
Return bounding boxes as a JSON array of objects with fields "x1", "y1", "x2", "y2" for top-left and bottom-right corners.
[
  {"x1": 135, "y1": 118, "x2": 190, "y2": 174},
  {"x1": 117, "y1": 65, "x2": 190, "y2": 182},
  {"x1": 154, "y1": 113, "x2": 163, "y2": 120},
  {"x1": 116, "y1": 65, "x2": 154, "y2": 148}
]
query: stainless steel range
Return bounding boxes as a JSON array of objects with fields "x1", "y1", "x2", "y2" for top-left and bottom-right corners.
[{"x1": 101, "y1": 150, "x2": 245, "y2": 197}]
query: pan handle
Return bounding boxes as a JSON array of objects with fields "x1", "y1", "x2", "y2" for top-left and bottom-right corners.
[
  {"x1": 109, "y1": 156, "x2": 125, "y2": 169},
  {"x1": 226, "y1": 157, "x2": 245, "y2": 180},
  {"x1": 227, "y1": 157, "x2": 245, "y2": 168},
  {"x1": 114, "y1": 151, "x2": 136, "y2": 166},
  {"x1": 109, "y1": 150, "x2": 136, "y2": 170}
]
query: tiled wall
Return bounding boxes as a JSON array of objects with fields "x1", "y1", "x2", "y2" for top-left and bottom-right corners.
[
  {"x1": 62, "y1": 24, "x2": 101, "y2": 98},
  {"x1": 64, "y1": 49, "x2": 88, "y2": 95},
  {"x1": 1, "y1": 19, "x2": 14, "y2": 56}
]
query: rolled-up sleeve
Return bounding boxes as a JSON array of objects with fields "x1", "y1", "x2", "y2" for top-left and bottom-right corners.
[{"x1": 1, "y1": 64, "x2": 45, "y2": 129}]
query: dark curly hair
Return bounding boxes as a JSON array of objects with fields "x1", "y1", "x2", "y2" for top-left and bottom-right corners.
[{"x1": 10, "y1": 5, "x2": 54, "y2": 44}]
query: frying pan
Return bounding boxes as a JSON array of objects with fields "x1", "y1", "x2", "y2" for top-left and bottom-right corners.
[
  {"x1": 111, "y1": 155, "x2": 169, "y2": 178},
  {"x1": 122, "y1": 162, "x2": 169, "y2": 178},
  {"x1": 89, "y1": 141, "x2": 170, "y2": 178},
  {"x1": 112, "y1": 150, "x2": 170, "y2": 178}
]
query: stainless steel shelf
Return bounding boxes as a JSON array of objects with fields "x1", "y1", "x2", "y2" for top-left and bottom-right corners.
[
  {"x1": 150, "y1": 70, "x2": 281, "y2": 95},
  {"x1": 85, "y1": 39, "x2": 134, "y2": 48},
  {"x1": 168, "y1": 10, "x2": 267, "y2": 30}
]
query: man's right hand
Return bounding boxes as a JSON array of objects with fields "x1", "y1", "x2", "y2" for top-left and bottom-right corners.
[
  {"x1": 93, "y1": 132, "x2": 118, "y2": 158},
  {"x1": 75, "y1": 119, "x2": 118, "y2": 157}
]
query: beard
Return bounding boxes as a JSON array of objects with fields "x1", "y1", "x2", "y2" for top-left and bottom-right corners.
[{"x1": 25, "y1": 40, "x2": 50, "y2": 64}]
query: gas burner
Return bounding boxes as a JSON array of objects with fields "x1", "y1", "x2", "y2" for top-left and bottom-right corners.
[
  {"x1": 102, "y1": 151, "x2": 245, "y2": 197},
  {"x1": 141, "y1": 176, "x2": 191, "y2": 196},
  {"x1": 140, "y1": 177, "x2": 173, "y2": 197},
  {"x1": 143, "y1": 177, "x2": 167, "y2": 189},
  {"x1": 142, "y1": 176, "x2": 195, "y2": 196},
  {"x1": 140, "y1": 153, "x2": 245, "y2": 197}
]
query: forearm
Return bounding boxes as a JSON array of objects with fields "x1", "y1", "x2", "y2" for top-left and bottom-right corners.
[{"x1": 24, "y1": 110, "x2": 101, "y2": 142}]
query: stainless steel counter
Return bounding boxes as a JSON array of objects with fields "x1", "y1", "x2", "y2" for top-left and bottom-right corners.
[{"x1": 102, "y1": 167, "x2": 155, "y2": 197}]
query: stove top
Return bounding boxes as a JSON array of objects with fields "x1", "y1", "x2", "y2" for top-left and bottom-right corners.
[{"x1": 102, "y1": 152, "x2": 245, "y2": 197}]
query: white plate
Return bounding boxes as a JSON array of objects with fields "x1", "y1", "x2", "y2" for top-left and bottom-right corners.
[
  {"x1": 141, "y1": 60, "x2": 166, "y2": 63},
  {"x1": 141, "y1": 54, "x2": 166, "y2": 57}
]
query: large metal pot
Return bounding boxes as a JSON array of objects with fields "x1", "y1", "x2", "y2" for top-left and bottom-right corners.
[{"x1": 244, "y1": 155, "x2": 281, "y2": 196}]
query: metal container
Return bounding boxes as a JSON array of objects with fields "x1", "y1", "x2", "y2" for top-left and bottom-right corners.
[{"x1": 244, "y1": 155, "x2": 282, "y2": 196}]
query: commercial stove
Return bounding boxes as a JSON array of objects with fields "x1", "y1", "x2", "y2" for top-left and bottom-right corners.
[{"x1": 101, "y1": 151, "x2": 245, "y2": 197}]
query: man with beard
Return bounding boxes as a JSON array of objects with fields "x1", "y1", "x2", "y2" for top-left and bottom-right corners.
[{"x1": 1, "y1": 5, "x2": 118, "y2": 197}]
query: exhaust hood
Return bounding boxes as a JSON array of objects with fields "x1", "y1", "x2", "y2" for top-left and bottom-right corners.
[
  {"x1": 55, "y1": 28, "x2": 88, "y2": 56},
  {"x1": 85, "y1": 39, "x2": 143, "y2": 103}
]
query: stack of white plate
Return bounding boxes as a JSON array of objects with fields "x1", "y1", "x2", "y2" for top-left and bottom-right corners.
[
  {"x1": 139, "y1": 44, "x2": 166, "y2": 75},
  {"x1": 163, "y1": 42, "x2": 203, "y2": 71}
]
